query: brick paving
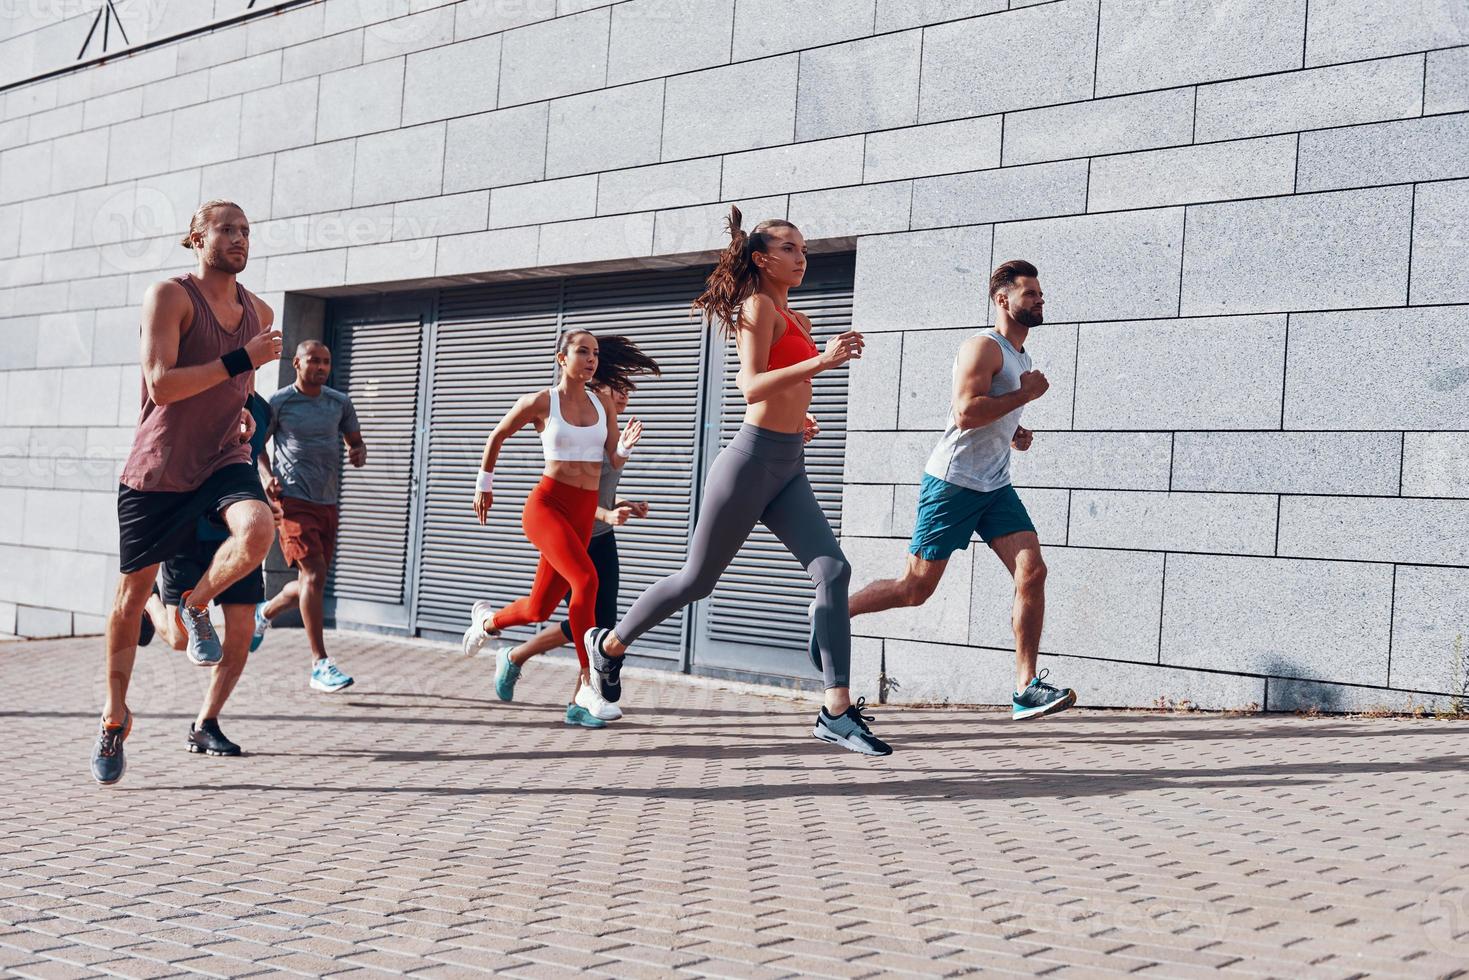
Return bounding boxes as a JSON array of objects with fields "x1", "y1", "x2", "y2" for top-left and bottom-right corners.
[{"x1": 2, "y1": 630, "x2": 1468, "y2": 978}]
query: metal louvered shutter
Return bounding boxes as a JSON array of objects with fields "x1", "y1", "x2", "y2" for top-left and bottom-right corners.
[
  {"x1": 413, "y1": 282, "x2": 563, "y2": 636},
  {"x1": 696, "y1": 254, "x2": 855, "y2": 670},
  {"x1": 561, "y1": 269, "x2": 707, "y2": 657},
  {"x1": 330, "y1": 318, "x2": 423, "y2": 608}
]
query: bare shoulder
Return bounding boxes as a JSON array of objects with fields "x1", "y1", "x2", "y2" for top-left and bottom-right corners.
[
  {"x1": 521, "y1": 388, "x2": 551, "y2": 416},
  {"x1": 143, "y1": 278, "x2": 192, "y2": 330},
  {"x1": 739, "y1": 292, "x2": 779, "y2": 330}
]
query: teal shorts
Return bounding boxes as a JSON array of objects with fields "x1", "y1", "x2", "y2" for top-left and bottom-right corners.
[{"x1": 909, "y1": 475, "x2": 1036, "y2": 561}]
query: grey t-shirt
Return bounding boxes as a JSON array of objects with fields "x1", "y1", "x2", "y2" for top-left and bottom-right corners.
[
  {"x1": 266, "y1": 384, "x2": 360, "y2": 505},
  {"x1": 590, "y1": 455, "x2": 625, "y2": 538}
]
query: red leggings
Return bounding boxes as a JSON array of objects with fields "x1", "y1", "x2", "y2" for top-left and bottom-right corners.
[{"x1": 491, "y1": 476, "x2": 600, "y2": 668}]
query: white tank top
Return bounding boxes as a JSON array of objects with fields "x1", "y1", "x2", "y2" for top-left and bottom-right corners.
[{"x1": 540, "y1": 387, "x2": 607, "y2": 462}]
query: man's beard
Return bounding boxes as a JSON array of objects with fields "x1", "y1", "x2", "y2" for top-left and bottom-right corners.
[
  {"x1": 207, "y1": 248, "x2": 247, "y2": 275},
  {"x1": 1011, "y1": 306, "x2": 1043, "y2": 328}
]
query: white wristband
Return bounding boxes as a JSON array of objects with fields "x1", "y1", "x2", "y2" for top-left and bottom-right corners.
[
  {"x1": 616, "y1": 443, "x2": 631, "y2": 459},
  {"x1": 475, "y1": 470, "x2": 494, "y2": 492}
]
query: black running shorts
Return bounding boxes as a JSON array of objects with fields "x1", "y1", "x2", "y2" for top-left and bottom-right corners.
[{"x1": 117, "y1": 463, "x2": 268, "y2": 573}]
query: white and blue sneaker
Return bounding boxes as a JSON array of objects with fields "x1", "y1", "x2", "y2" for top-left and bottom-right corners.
[
  {"x1": 250, "y1": 602, "x2": 270, "y2": 653},
  {"x1": 310, "y1": 657, "x2": 354, "y2": 693},
  {"x1": 1012, "y1": 669, "x2": 1076, "y2": 720},
  {"x1": 812, "y1": 698, "x2": 892, "y2": 756}
]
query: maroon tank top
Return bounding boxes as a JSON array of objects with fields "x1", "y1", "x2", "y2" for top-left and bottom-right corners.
[{"x1": 120, "y1": 275, "x2": 263, "y2": 493}]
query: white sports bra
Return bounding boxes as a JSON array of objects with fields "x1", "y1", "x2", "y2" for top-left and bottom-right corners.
[{"x1": 540, "y1": 387, "x2": 607, "y2": 462}]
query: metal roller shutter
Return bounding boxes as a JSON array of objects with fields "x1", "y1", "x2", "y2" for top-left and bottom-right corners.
[
  {"x1": 560, "y1": 269, "x2": 707, "y2": 657},
  {"x1": 329, "y1": 318, "x2": 423, "y2": 605},
  {"x1": 701, "y1": 254, "x2": 855, "y2": 655},
  {"x1": 413, "y1": 282, "x2": 563, "y2": 636}
]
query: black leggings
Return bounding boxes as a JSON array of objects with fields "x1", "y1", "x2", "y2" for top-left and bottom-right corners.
[
  {"x1": 613, "y1": 424, "x2": 852, "y2": 688},
  {"x1": 558, "y1": 531, "x2": 619, "y2": 641}
]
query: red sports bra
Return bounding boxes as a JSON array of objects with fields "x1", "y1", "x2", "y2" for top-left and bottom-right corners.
[{"x1": 766, "y1": 307, "x2": 818, "y2": 371}]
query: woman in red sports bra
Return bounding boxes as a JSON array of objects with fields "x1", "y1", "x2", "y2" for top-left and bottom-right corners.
[{"x1": 582, "y1": 206, "x2": 893, "y2": 757}]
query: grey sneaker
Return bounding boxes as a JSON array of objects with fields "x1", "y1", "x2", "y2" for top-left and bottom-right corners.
[
  {"x1": 494, "y1": 647, "x2": 522, "y2": 702},
  {"x1": 179, "y1": 591, "x2": 222, "y2": 667},
  {"x1": 812, "y1": 698, "x2": 892, "y2": 756},
  {"x1": 1012, "y1": 669, "x2": 1077, "y2": 720},
  {"x1": 585, "y1": 627, "x2": 622, "y2": 703},
  {"x1": 90, "y1": 709, "x2": 131, "y2": 785}
]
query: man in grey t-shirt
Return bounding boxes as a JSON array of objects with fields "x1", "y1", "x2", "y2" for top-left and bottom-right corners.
[{"x1": 256, "y1": 340, "x2": 366, "y2": 693}]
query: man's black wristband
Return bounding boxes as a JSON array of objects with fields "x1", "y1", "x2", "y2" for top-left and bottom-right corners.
[{"x1": 221, "y1": 348, "x2": 253, "y2": 377}]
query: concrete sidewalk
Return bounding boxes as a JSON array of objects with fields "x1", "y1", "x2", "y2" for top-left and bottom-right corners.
[{"x1": 2, "y1": 630, "x2": 1467, "y2": 978}]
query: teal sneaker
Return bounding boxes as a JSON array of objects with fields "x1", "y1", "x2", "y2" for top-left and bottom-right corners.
[
  {"x1": 178, "y1": 590, "x2": 222, "y2": 667},
  {"x1": 90, "y1": 708, "x2": 132, "y2": 786},
  {"x1": 494, "y1": 647, "x2": 522, "y2": 702},
  {"x1": 249, "y1": 602, "x2": 269, "y2": 653},
  {"x1": 1012, "y1": 669, "x2": 1076, "y2": 720},
  {"x1": 564, "y1": 703, "x2": 606, "y2": 729},
  {"x1": 812, "y1": 698, "x2": 892, "y2": 756},
  {"x1": 310, "y1": 657, "x2": 354, "y2": 693}
]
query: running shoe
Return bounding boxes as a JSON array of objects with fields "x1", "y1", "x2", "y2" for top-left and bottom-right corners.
[
  {"x1": 494, "y1": 647, "x2": 522, "y2": 702},
  {"x1": 461, "y1": 599, "x2": 499, "y2": 657},
  {"x1": 90, "y1": 708, "x2": 132, "y2": 785},
  {"x1": 178, "y1": 590, "x2": 222, "y2": 667},
  {"x1": 310, "y1": 657, "x2": 354, "y2": 693},
  {"x1": 812, "y1": 698, "x2": 892, "y2": 756},
  {"x1": 585, "y1": 627, "x2": 623, "y2": 703},
  {"x1": 564, "y1": 703, "x2": 606, "y2": 729},
  {"x1": 575, "y1": 680, "x2": 622, "y2": 722},
  {"x1": 250, "y1": 601, "x2": 270, "y2": 653},
  {"x1": 187, "y1": 718, "x2": 241, "y2": 757},
  {"x1": 1012, "y1": 669, "x2": 1077, "y2": 720}
]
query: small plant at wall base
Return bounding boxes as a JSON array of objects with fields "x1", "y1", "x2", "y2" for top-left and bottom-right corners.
[{"x1": 1450, "y1": 634, "x2": 1467, "y2": 719}]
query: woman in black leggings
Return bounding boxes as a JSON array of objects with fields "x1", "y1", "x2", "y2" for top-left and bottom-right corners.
[{"x1": 585, "y1": 206, "x2": 891, "y2": 756}]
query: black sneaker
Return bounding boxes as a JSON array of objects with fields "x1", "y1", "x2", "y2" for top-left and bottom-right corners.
[
  {"x1": 585, "y1": 627, "x2": 623, "y2": 703},
  {"x1": 812, "y1": 698, "x2": 893, "y2": 756},
  {"x1": 1012, "y1": 669, "x2": 1077, "y2": 720},
  {"x1": 187, "y1": 719, "x2": 241, "y2": 756}
]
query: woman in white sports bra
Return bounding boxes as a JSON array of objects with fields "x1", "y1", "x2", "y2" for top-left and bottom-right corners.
[{"x1": 462, "y1": 330, "x2": 656, "y2": 727}]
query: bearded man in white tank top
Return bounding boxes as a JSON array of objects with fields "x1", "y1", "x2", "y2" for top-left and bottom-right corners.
[{"x1": 847, "y1": 260, "x2": 1077, "y2": 720}]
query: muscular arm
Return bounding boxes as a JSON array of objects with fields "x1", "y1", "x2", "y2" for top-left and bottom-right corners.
[
  {"x1": 141, "y1": 282, "x2": 280, "y2": 406},
  {"x1": 480, "y1": 391, "x2": 547, "y2": 471},
  {"x1": 952, "y1": 336, "x2": 1029, "y2": 431}
]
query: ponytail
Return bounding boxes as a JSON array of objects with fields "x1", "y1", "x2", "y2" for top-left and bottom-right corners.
[
  {"x1": 692, "y1": 205, "x2": 797, "y2": 337},
  {"x1": 560, "y1": 331, "x2": 661, "y2": 394}
]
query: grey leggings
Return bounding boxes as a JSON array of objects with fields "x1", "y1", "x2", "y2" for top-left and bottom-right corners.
[{"x1": 614, "y1": 424, "x2": 852, "y2": 688}]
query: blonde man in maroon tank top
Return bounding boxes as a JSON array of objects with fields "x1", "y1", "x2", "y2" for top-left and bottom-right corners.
[{"x1": 91, "y1": 200, "x2": 284, "y2": 786}]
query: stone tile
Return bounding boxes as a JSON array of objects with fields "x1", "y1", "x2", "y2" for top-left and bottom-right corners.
[
  {"x1": 271, "y1": 141, "x2": 357, "y2": 218},
  {"x1": 1171, "y1": 431, "x2": 1400, "y2": 496},
  {"x1": 262, "y1": 248, "x2": 347, "y2": 292},
  {"x1": 48, "y1": 129, "x2": 108, "y2": 196},
  {"x1": 238, "y1": 77, "x2": 318, "y2": 157},
  {"x1": 1162, "y1": 554, "x2": 1393, "y2": 685},
  {"x1": 498, "y1": 7, "x2": 610, "y2": 107},
  {"x1": 1068, "y1": 490, "x2": 1278, "y2": 556},
  {"x1": 435, "y1": 226, "x2": 540, "y2": 277},
  {"x1": 720, "y1": 136, "x2": 865, "y2": 199},
  {"x1": 1087, "y1": 135, "x2": 1297, "y2": 211},
  {"x1": 444, "y1": 103, "x2": 550, "y2": 193},
  {"x1": 1305, "y1": 0, "x2": 1469, "y2": 66},
  {"x1": 862, "y1": 116, "x2": 1002, "y2": 184},
  {"x1": 844, "y1": 330, "x2": 901, "y2": 431},
  {"x1": 607, "y1": 0, "x2": 735, "y2": 86},
  {"x1": 392, "y1": 191, "x2": 490, "y2": 240},
  {"x1": 786, "y1": 182, "x2": 912, "y2": 240},
  {"x1": 1003, "y1": 87, "x2": 1195, "y2": 167},
  {"x1": 282, "y1": 29, "x2": 363, "y2": 84},
  {"x1": 1402, "y1": 432, "x2": 1469, "y2": 499},
  {"x1": 1095, "y1": 0, "x2": 1305, "y2": 96},
  {"x1": 105, "y1": 114, "x2": 171, "y2": 184},
  {"x1": 1409, "y1": 178, "x2": 1469, "y2": 306},
  {"x1": 662, "y1": 56, "x2": 799, "y2": 160},
  {"x1": 852, "y1": 225, "x2": 992, "y2": 333},
  {"x1": 1425, "y1": 46, "x2": 1469, "y2": 114},
  {"x1": 911, "y1": 159, "x2": 1088, "y2": 229},
  {"x1": 489, "y1": 175, "x2": 598, "y2": 229},
  {"x1": 596, "y1": 159, "x2": 722, "y2": 216},
  {"x1": 650, "y1": 195, "x2": 788, "y2": 256},
  {"x1": 969, "y1": 545, "x2": 1165, "y2": 663},
  {"x1": 795, "y1": 31, "x2": 922, "y2": 141},
  {"x1": 1195, "y1": 55, "x2": 1424, "y2": 142},
  {"x1": 1073, "y1": 314, "x2": 1286, "y2": 429},
  {"x1": 1278, "y1": 496, "x2": 1469, "y2": 566},
  {"x1": 874, "y1": 0, "x2": 1006, "y2": 32},
  {"x1": 316, "y1": 59, "x2": 404, "y2": 142},
  {"x1": 361, "y1": 5, "x2": 457, "y2": 62},
  {"x1": 1010, "y1": 431, "x2": 1173, "y2": 491},
  {"x1": 352, "y1": 123, "x2": 446, "y2": 208},
  {"x1": 402, "y1": 34, "x2": 501, "y2": 127},
  {"x1": 198, "y1": 157, "x2": 274, "y2": 224},
  {"x1": 545, "y1": 80, "x2": 664, "y2": 179},
  {"x1": 454, "y1": 0, "x2": 557, "y2": 41},
  {"x1": 345, "y1": 240, "x2": 437, "y2": 285},
  {"x1": 1284, "y1": 306, "x2": 1469, "y2": 430},
  {"x1": 993, "y1": 207, "x2": 1185, "y2": 323},
  {"x1": 1297, "y1": 113, "x2": 1469, "y2": 192},
  {"x1": 537, "y1": 213, "x2": 655, "y2": 265},
  {"x1": 918, "y1": 0, "x2": 1097, "y2": 122},
  {"x1": 730, "y1": 0, "x2": 875, "y2": 61},
  {"x1": 206, "y1": 50, "x2": 282, "y2": 101},
  {"x1": 842, "y1": 483, "x2": 895, "y2": 537},
  {"x1": 1266, "y1": 676, "x2": 1451, "y2": 713},
  {"x1": 1180, "y1": 187, "x2": 1412, "y2": 316},
  {"x1": 1389, "y1": 564, "x2": 1469, "y2": 696}
]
